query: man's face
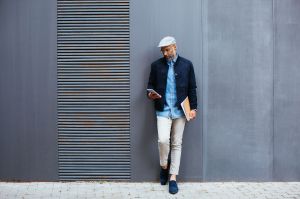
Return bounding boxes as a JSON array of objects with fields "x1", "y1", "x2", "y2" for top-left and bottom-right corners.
[{"x1": 161, "y1": 44, "x2": 177, "y2": 61}]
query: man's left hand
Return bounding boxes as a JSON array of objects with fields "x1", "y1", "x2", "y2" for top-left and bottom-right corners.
[{"x1": 189, "y1": 110, "x2": 197, "y2": 120}]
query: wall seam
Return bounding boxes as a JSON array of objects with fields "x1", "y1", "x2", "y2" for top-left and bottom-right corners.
[
  {"x1": 56, "y1": 0, "x2": 59, "y2": 181},
  {"x1": 272, "y1": 0, "x2": 276, "y2": 181},
  {"x1": 201, "y1": 0, "x2": 206, "y2": 182},
  {"x1": 200, "y1": 0, "x2": 203, "y2": 182}
]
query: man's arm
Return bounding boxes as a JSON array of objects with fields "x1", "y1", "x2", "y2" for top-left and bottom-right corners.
[
  {"x1": 147, "y1": 64, "x2": 161, "y2": 100},
  {"x1": 188, "y1": 63, "x2": 197, "y2": 109},
  {"x1": 188, "y1": 63, "x2": 197, "y2": 119}
]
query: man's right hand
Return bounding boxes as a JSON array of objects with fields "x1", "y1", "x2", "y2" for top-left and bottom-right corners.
[{"x1": 148, "y1": 92, "x2": 161, "y2": 100}]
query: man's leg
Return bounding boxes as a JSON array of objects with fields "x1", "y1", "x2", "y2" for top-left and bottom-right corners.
[
  {"x1": 169, "y1": 117, "x2": 186, "y2": 180},
  {"x1": 156, "y1": 116, "x2": 172, "y2": 168}
]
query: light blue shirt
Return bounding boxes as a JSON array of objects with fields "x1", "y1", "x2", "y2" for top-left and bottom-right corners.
[{"x1": 156, "y1": 54, "x2": 184, "y2": 119}]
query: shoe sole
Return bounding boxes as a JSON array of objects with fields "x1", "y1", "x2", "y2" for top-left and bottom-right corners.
[
  {"x1": 169, "y1": 190, "x2": 178, "y2": 194},
  {"x1": 161, "y1": 182, "x2": 167, "y2": 185}
]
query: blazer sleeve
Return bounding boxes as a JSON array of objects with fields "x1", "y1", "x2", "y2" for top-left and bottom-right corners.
[
  {"x1": 146, "y1": 63, "x2": 156, "y2": 98},
  {"x1": 188, "y1": 63, "x2": 197, "y2": 110}
]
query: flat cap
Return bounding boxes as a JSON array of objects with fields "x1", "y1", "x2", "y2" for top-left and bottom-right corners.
[{"x1": 157, "y1": 36, "x2": 176, "y2": 47}]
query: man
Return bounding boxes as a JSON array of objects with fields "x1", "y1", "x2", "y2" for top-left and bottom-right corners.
[{"x1": 147, "y1": 36, "x2": 197, "y2": 194}]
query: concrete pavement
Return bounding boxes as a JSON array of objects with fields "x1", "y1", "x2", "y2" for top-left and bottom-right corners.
[{"x1": 0, "y1": 181, "x2": 299, "y2": 199}]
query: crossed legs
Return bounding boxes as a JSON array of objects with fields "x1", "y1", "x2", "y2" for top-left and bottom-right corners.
[{"x1": 157, "y1": 116, "x2": 186, "y2": 180}]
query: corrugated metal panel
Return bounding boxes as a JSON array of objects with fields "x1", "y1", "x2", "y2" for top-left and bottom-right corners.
[{"x1": 57, "y1": 0, "x2": 130, "y2": 181}]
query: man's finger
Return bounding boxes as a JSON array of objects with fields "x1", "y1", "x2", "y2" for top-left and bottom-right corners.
[{"x1": 152, "y1": 93, "x2": 161, "y2": 98}]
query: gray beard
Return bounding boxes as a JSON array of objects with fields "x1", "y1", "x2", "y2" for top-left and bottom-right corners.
[{"x1": 166, "y1": 55, "x2": 174, "y2": 62}]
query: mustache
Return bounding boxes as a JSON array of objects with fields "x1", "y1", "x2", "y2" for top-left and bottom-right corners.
[{"x1": 165, "y1": 54, "x2": 175, "y2": 61}]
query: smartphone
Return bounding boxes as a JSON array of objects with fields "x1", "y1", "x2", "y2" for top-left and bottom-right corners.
[{"x1": 147, "y1": 89, "x2": 161, "y2": 98}]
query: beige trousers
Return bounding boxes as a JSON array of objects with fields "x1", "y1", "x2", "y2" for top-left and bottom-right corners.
[{"x1": 157, "y1": 116, "x2": 186, "y2": 175}]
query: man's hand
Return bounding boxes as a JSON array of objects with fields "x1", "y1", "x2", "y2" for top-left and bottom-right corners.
[
  {"x1": 148, "y1": 92, "x2": 161, "y2": 100},
  {"x1": 189, "y1": 110, "x2": 197, "y2": 120}
]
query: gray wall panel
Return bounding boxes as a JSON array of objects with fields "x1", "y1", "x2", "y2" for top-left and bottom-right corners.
[
  {"x1": 130, "y1": 0, "x2": 203, "y2": 181},
  {"x1": 203, "y1": 0, "x2": 273, "y2": 181},
  {"x1": 0, "y1": 0, "x2": 58, "y2": 181},
  {"x1": 274, "y1": 0, "x2": 300, "y2": 181}
]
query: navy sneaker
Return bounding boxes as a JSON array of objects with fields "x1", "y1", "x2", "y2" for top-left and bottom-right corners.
[
  {"x1": 169, "y1": 180, "x2": 178, "y2": 194},
  {"x1": 160, "y1": 167, "x2": 169, "y2": 185}
]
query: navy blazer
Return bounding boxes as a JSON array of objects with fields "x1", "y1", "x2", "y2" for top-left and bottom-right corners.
[{"x1": 147, "y1": 56, "x2": 197, "y2": 111}]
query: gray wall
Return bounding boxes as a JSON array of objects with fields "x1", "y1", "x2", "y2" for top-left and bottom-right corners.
[
  {"x1": 130, "y1": 0, "x2": 203, "y2": 182},
  {"x1": 1, "y1": 0, "x2": 300, "y2": 181},
  {"x1": 130, "y1": 0, "x2": 300, "y2": 182},
  {"x1": 274, "y1": 0, "x2": 300, "y2": 181},
  {"x1": 203, "y1": 0, "x2": 274, "y2": 181},
  {"x1": 0, "y1": 0, "x2": 58, "y2": 181}
]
